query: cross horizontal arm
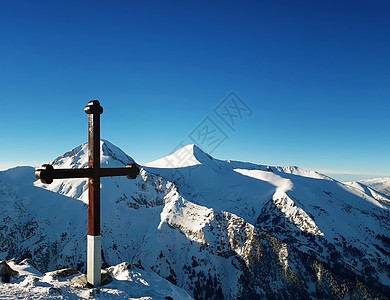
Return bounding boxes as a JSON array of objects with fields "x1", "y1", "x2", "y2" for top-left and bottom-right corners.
[
  {"x1": 35, "y1": 164, "x2": 140, "y2": 184},
  {"x1": 100, "y1": 164, "x2": 139, "y2": 179},
  {"x1": 35, "y1": 165, "x2": 92, "y2": 184}
]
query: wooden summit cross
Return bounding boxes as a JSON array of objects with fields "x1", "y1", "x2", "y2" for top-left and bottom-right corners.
[{"x1": 35, "y1": 100, "x2": 139, "y2": 286}]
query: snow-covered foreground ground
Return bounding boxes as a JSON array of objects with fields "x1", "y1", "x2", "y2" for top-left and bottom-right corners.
[
  {"x1": 1, "y1": 140, "x2": 390, "y2": 299},
  {"x1": 0, "y1": 260, "x2": 192, "y2": 299}
]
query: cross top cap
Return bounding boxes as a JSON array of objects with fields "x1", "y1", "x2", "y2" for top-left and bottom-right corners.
[{"x1": 85, "y1": 100, "x2": 103, "y2": 115}]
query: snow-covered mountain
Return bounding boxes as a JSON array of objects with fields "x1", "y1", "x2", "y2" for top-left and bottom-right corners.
[
  {"x1": 1, "y1": 141, "x2": 390, "y2": 299},
  {"x1": 343, "y1": 180, "x2": 390, "y2": 206},
  {"x1": 349, "y1": 178, "x2": 390, "y2": 198}
]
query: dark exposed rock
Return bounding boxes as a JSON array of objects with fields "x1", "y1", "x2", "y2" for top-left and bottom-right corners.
[
  {"x1": 101, "y1": 269, "x2": 113, "y2": 285},
  {"x1": 70, "y1": 274, "x2": 89, "y2": 288},
  {"x1": 0, "y1": 261, "x2": 19, "y2": 283},
  {"x1": 50, "y1": 268, "x2": 80, "y2": 278},
  {"x1": 70, "y1": 270, "x2": 112, "y2": 288}
]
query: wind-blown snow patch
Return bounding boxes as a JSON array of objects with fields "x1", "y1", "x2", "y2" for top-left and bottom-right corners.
[{"x1": 235, "y1": 169, "x2": 324, "y2": 236}]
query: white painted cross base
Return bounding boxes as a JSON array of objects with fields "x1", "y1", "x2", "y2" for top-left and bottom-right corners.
[{"x1": 87, "y1": 235, "x2": 102, "y2": 286}]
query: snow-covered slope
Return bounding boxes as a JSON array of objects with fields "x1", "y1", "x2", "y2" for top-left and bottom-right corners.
[
  {"x1": 343, "y1": 180, "x2": 390, "y2": 206},
  {"x1": 0, "y1": 166, "x2": 87, "y2": 271},
  {"x1": 352, "y1": 177, "x2": 390, "y2": 198},
  {"x1": 1, "y1": 141, "x2": 390, "y2": 299}
]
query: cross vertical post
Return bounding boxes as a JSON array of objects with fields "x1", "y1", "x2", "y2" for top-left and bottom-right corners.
[
  {"x1": 35, "y1": 100, "x2": 140, "y2": 287},
  {"x1": 85, "y1": 100, "x2": 103, "y2": 286}
]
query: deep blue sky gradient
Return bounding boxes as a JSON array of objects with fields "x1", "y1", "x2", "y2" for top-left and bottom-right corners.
[{"x1": 1, "y1": 0, "x2": 389, "y2": 181}]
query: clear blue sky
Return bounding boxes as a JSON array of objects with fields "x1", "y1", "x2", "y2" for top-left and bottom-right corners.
[{"x1": 1, "y1": 0, "x2": 389, "y2": 181}]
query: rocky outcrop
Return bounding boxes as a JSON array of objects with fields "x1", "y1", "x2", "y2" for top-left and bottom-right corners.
[
  {"x1": 0, "y1": 261, "x2": 19, "y2": 283},
  {"x1": 175, "y1": 210, "x2": 387, "y2": 299}
]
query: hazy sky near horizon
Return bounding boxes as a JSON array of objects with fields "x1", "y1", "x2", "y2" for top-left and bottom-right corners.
[{"x1": 1, "y1": 0, "x2": 389, "y2": 182}]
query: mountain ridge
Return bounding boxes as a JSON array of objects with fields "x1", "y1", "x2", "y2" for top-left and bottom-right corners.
[
  {"x1": 346, "y1": 177, "x2": 390, "y2": 199},
  {"x1": 1, "y1": 140, "x2": 390, "y2": 299}
]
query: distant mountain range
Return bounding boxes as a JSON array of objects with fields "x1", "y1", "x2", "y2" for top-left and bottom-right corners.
[
  {"x1": 345, "y1": 178, "x2": 390, "y2": 198},
  {"x1": 1, "y1": 140, "x2": 389, "y2": 299}
]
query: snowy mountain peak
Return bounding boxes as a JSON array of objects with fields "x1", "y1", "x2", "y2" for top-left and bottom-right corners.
[
  {"x1": 191, "y1": 144, "x2": 214, "y2": 161},
  {"x1": 144, "y1": 144, "x2": 213, "y2": 168},
  {"x1": 51, "y1": 139, "x2": 135, "y2": 169}
]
